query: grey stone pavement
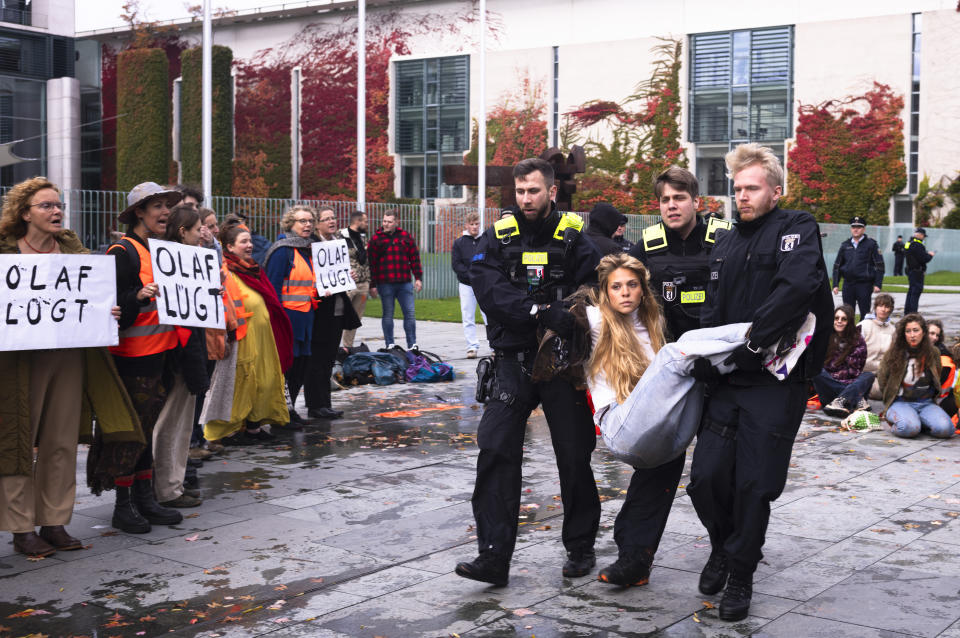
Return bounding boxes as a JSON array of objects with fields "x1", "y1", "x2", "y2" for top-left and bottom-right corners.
[{"x1": 2, "y1": 291, "x2": 960, "y2": 638}]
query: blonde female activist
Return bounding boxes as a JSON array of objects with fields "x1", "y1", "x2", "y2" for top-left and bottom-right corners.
[{"x1": 0, "y1": 177, "x2": 142, "y2": 557}]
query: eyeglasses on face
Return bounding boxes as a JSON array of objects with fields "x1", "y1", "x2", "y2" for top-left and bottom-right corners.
[
  {"x1": 30, "y1": 202, "x2": 66, "y2": 211},
  {"x1": 293, "y1": 218, "x2": 314, "y2": 225}
]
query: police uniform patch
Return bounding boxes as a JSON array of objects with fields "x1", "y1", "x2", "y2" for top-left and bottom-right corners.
[
  {"x1": 662, "y1": 281, "x2": 676, "y2": 302},
  {"x1": 780, "y1": 234, "x2": 800, "y2": 252}
]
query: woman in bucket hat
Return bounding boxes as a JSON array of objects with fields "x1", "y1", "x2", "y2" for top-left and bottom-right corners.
[{"x1": 105, "y1": 182, "x2": 186, "y2": 533}]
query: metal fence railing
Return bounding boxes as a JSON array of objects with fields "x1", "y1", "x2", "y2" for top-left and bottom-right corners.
[{"x1": 63, "y1": 188, "x2": 662, "y2": 299}]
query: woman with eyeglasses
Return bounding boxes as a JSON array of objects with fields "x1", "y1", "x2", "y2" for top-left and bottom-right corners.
[
  {"x1": 264, "y1": 205, "x2": 321, "y2": 426},
  {"x1": 815, "y1": 304, "x2": 876, "y2": 418},
  {"x1": 0, "y1": 177, "x2": 142, "y2": 557}
]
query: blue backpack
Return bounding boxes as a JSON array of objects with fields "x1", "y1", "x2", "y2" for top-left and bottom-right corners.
[
  {"x1": 403, "y1": 349, "x2": 454, "y2": 383},
  {"x1": 342, "y1": 352, "x2": 406, "y2": 386}
]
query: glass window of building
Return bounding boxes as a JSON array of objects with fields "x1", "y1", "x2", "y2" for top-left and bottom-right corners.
[
  {"x1": 689, "y1": 26, "x2": 793, "y2": 198},
  {"x1": 394, "y1": 55, "x2": 469, "y2": 199}
]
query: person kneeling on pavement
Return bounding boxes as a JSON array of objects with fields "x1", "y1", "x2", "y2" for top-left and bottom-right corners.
[{"x1": 816, "y1": 304, "x2": 875, "y2": 418}]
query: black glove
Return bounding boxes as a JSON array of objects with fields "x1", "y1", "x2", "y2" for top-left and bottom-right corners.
[
  {"x1": 723, "y1": 343, "x2": 764, "y2": 372},
  {"x1": 690, "y1": 357, "x2": 721, "y2": 385},
  {"x1": 538, "y1": 303, "x2": 576, "y2": 339}
]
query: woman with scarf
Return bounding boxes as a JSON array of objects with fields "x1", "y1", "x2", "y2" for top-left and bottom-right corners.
[
  {"x1": 264, "y1": 205, "x2": 319, "y2": 426},
  {"x1": 878, "y1": 313, "x2": 954, "y2": 439},
  {"x1": 816, "y1": 305, "x2": 875, "y2": 418},
  {"x1": 0, "y1": 177, "x2": 142, "y2": 556},
  {"x1": 202, "y1": 217, "x2": 293, "y2": 445}
]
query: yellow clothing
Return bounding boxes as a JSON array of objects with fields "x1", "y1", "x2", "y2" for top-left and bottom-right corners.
[{"x1": 204, "y1": 276, "x2": 289, "y2": 441}]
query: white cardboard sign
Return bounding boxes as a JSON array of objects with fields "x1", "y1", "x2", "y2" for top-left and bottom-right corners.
[
  {"x1": 149, "y1": 239, "x2": 225, "y2": 330},
  {"x1": 0, "y1": 254, "x2": 118, "y2": 351},
  {"x1": 312, "y1": 239, "x2": 356, "y2": 295}
]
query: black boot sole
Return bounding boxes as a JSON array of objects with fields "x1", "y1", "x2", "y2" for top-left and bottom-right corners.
[
  {"x1": 112, "y1": 515, "x2": 151, "y2": 534},
  {"x1": 454, "y1": 563, "x2": 508, "y2": 587},
  {"x1": 598, "y1": 571, "x2": 649, "y2": 587},
  {"x1": 719, "y1": 605, "x2": 750, "y2": 621}
]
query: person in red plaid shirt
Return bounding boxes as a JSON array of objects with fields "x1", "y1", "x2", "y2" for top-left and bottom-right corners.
[{"x1": 368, "y1": 211, "x2": 423, "y2": 349}]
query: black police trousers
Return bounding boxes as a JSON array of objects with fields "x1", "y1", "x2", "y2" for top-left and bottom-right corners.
[
  {"x1": 841, "y1": 280, "x2": 873, "y2": 319},
  {"x1": 613, "y1": 453, "x2": 685, "y2": 563},
  {"x1": 687, "y1": 380, "x2": 806, "y2": 576},
  {"x1": 471, "y1": 356, "x2": 600, "y2": 560}
]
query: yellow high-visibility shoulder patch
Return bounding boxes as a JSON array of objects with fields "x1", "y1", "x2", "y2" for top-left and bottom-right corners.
[
  {"x1": 642, "y1": 223, "x2": 667, "y2": 251},
  {"x1": 553, "y1": 212, "x2": 584, "y2": 240},
  {"x1": 494, "y1": 216, "x2": 520, "y2": 240},
  {"x1": 705, "y1": 217, "x2": 732, "y2": 244}
]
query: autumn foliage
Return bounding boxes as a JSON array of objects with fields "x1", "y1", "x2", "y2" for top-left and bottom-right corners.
[{"x1": 782, "y1": 82, "x2": 906, "y2": 225}]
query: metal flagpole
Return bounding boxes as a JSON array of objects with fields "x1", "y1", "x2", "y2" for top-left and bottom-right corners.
[
  {"x1": 478, "y1": 0, "x2": 486, "y2": 227},
  {"x1": 356, "y1": 0, "x2": 366, "y2": 211},
  {"x1": 201, "y1": 0, "x2": 212, "y2": 202}
]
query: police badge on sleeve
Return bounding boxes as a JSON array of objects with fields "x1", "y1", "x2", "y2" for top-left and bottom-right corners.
[
  {"x1": 662, "y1": 281, "x2": 676, "y2": 302},
  {"x1": 780, "y1": 233, "x2": 800, "y2": 252}
]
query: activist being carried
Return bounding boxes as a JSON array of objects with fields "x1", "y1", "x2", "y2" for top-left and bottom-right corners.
[
  {"x1": 305, "y1": 207, "x2": 361, "y2": 420},
  {"x1": 201, "y1": 216, "x2": 293, "y2": 444},
  {"x1": 264, "y1": 205, "x2": 320, "y2": 426},
  {"x1": 149, "y1": 203, "x2": 211, "y2": 508},
  {"x1": 0, "y1": 176, "x2": 143, "y2": 557}
]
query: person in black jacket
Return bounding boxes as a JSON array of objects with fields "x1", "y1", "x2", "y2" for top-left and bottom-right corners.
[
  {"x1": 831, "y1": 216, "x2": 884, "y2": 319},
  {"x1": 455, "y1": 158, "x2": 602, "y2": 587},
  {"x1": 687, "y1": 144, "x2": 833, "y2": 622},
  {"x1": 892, "y1": 234, "x2": 905, "y2": 276},
  {"x1": 585, "y1": 202, "x2": 627, "y2": 255},
  {"x1": 451, "y1": 211, "x2": 487, "y2": 358},
  {"x1": 904, "y1": 227, "x2": 936, "y2": 313}
]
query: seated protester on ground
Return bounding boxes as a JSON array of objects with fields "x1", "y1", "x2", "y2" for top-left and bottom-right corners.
[
  {"x1": 202, "y1": 218, "x2": 293, "y2": 446},
  {"x1": 532, "y1": 253, "x2": 669, "y2": 586},
  {"x1": 151, "y1": 204, "x2": 210, "y2": 509},
  {"x1": 857, "y1": 293, "x2": 896, "y2": 400},
  {"x1": 878, "y1": 313, "x2": 954, "y2": 439},
  {"x1": 927, "y1": 319, "x2": 958, "y2": 420},
  {"x1": 817, "y1": 304, "x2": 876, "y2": 418},
  {"x1": 0, "y1": 177, "x2": 141, "y2": 557}
]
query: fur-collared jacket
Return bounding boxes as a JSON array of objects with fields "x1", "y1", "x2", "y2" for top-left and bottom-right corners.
[
  {"x1": 531, "y1": 285, "x2": 597, "y2": 388},
  {"x1": 0, "y1": 230, "x2": 144, "y2": 487}
]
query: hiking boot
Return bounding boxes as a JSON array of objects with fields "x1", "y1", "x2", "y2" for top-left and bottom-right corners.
[
  {"x1": 562, "y1": 549, "x2": 596, "y2": 577},
  {"x1": 598, "y1": 554, "x2": 650, "y2": 587},
  {"x1": 719, "y1": 573, "x2": 753, "y2": 621},
  {"x1": 112, "y1": 485, "x2": 151, "y2": 534},
  {"x1": 856, "y1": 397, "x2": 872, "y2": 412},
  {"x1": 38, "y1": 526, "x2": 83, "y2": 551},
  {"x1": 132, "y1": 479, "x2": 183, "y2": 526},
  {"x1": 823, "y1": 397, "x2": 851, "y2": 418},
  {"x1": 698, "y1": 550, "x2": 729, "y2": 595},
  {"x1": 12, "y1": 532, "x2": 56, "y2": 558},
  {"x1": 455, "y1": 553, "x2": 509, "y2": 586},
  {"x1": 160, "y1": 493, "x2": 203, "y2": 508}
]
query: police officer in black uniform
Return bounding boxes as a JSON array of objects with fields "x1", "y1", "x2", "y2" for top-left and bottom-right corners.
[
  {"x1": 831, "y1": 216, "x2": 884, "y2": 319},
  {"x1": 904, "y1": 227, "x2": 936, "y2": 314},
  {"x1": 686, "y1": 144, "x2": 833, "y2": 621},
  {"x1": 589, "y1": 167, "x2": 731, "y2": 587},
  {"x1": 455, "y1": 158, "x2": 603, "y2": 586}
]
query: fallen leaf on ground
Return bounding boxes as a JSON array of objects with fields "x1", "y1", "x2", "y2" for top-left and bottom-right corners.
[
  {"x1": 310, "y1": 578, "x2": 324, "y2": 583},
  {"x1": 693, "y1": 612, "x2": 701, "y2": 623},
  {"x1": 702, "y1": 601, "x2": 715, "y2": 609},
  {"x1": 184, "y1": 534, "x2": 200, "y2": 542},
  {"x1": 513, "y1": 608, "x2": 536, "y2": 617}
]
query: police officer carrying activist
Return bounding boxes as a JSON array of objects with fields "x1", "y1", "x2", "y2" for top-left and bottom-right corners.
[
  {"x1": 686, "y1": 144, "x2": 833, "y2": 622},
  {"x1": 455, "y1": 158, "x2": 603, "y2": 586},
  {"x1": 904, "y1": 226, "x2": 936, "y2": 314},
  {"x1": 583, "y1": 167, "x2": 734, "y2": 588},
  {"x1": 831, "y1": 216, "x2": 884, "y2": 319}
]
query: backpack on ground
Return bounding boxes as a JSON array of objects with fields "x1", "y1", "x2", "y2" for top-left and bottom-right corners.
[
  {"x1": 404, "y1": 348, "x2": 454, "y2": 383},
  {"x1": 341, "y1": 352, "x2": 406, "y2": 386},
  {"x1": 337, "y1": 342, "x2": 370, "y2": 364}
]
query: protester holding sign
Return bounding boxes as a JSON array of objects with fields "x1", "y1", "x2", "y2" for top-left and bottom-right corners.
[
  {"x1": 202, "y1": 218, "x2": 293, "y2": 444},
  {"x1": 305, "y1": 208, "x2": 361, "y2": 420},
  {"x1": 107, "y1": 182, "x2": 186, "y2": 534},
  {"x1": 0, "y1": 177, "x2": 143, "y2": 558},
  {"x1": 149, "y1": 204, "x2": 211, "y2": 508},
  {"x1": 264, "y1": 205, "x2": 320, "y2": 427}
]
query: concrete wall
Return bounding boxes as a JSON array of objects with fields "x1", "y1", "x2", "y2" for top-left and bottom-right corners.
[
  {"x1": 46, "y1": 77, "x2": 81, "y2": 195},
  {"x1": 918, "y1": 8, "x2": 960, "y2": 200}
]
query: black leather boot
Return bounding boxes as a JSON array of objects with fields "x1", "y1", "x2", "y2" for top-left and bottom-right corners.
[
  {"x1": 598, "y1": 553, "x2": 651, "y2": 587},
  {"x1": 699, "y1": 550, "x2": 729, "y2": 595},
  {"x1": 562, "y1": 548, "x2": 596, "y2": 577},
  {"x1": 719, "y1": 572, "x2": 753, "y2": 621},
  {"x1": 112, "y1": 485, "x2": 151, "y2": 533},
  {"x1": 455, "y1": 552, "x2": 510, "y2": 586},
  {"x1": 132, "y1": 479, "x2": 183, "y2": 526}
]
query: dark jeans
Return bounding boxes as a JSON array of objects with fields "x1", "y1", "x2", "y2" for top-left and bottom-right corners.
[
  {"x1": 378, "y1": 281, "x2": 416, "y2": 347},
  {"x1": 893, "y1": 254, "x2": 904, "y2": 277},
  {"x1": 687, "y1": 381, "x2": 806, "y2": 576},
  {"x1": 812, "y1": 369, "x2": 876, "y2": 407},
  {"x1": 471, "y1": 356, "x2": 600, "y2": 560},
  {"x1": 841, "y1": 280, "x2": 873, "y2": 319},
  {"x1": 905, "y1": 270, "x2": 924, "y2": 314}
]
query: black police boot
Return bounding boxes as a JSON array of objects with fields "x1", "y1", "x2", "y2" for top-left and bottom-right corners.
[
  {"x1": 699, "y1": 550, "x2": 729, "y2": 595},
  {"x1": 598, "y1": 553, "x2": 650, "y2": 587},
  {"x1": 132, "y1": 478, "x2": 183, "y2": 526},
  {"x1": 455, "y1": 552, "x2": 509, "y2": 587},
  {"x1": 562, "y1": 548, "x2": 596, "y2": 577},
  {"x1": 719, "y1": 573, "x2": 753, "y2": 621},
  {"x1": 111, "y1": 485, "x2": 151, "y2": 534}
]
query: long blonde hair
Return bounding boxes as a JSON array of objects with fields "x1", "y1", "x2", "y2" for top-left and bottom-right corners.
[{"x1": 588, "y1": 253, "x2": 666, "y2": 403}]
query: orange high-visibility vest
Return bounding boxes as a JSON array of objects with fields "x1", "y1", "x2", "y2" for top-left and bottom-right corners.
[
  {"x1": 108, "y1": 238, "x2": 179, "y2": 357},
  {"x1": 281, "y1": 249, "x2": 318, "y2": 312},
  {"x1": 940, "y1": 355, "x2": 957, "y2": 399},
  {"x1": 222, "y1": 268, "x2": 253, "y2": 341}
]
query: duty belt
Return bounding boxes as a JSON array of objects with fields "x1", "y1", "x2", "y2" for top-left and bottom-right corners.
[{"x1": 494, "y1": 349, "x2": 536, "y2": 362}]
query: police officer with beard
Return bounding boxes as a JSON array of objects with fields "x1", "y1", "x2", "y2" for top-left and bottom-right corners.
[
  {"x1": 455, "y1": 158, "x2": 603, "y2": 586},
  {"x1": 687, "y1": 144, "x2": 833, "y2": 621},
  {"x1": 589, "y1": 167, "x2": 731, "y2": 588}
]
